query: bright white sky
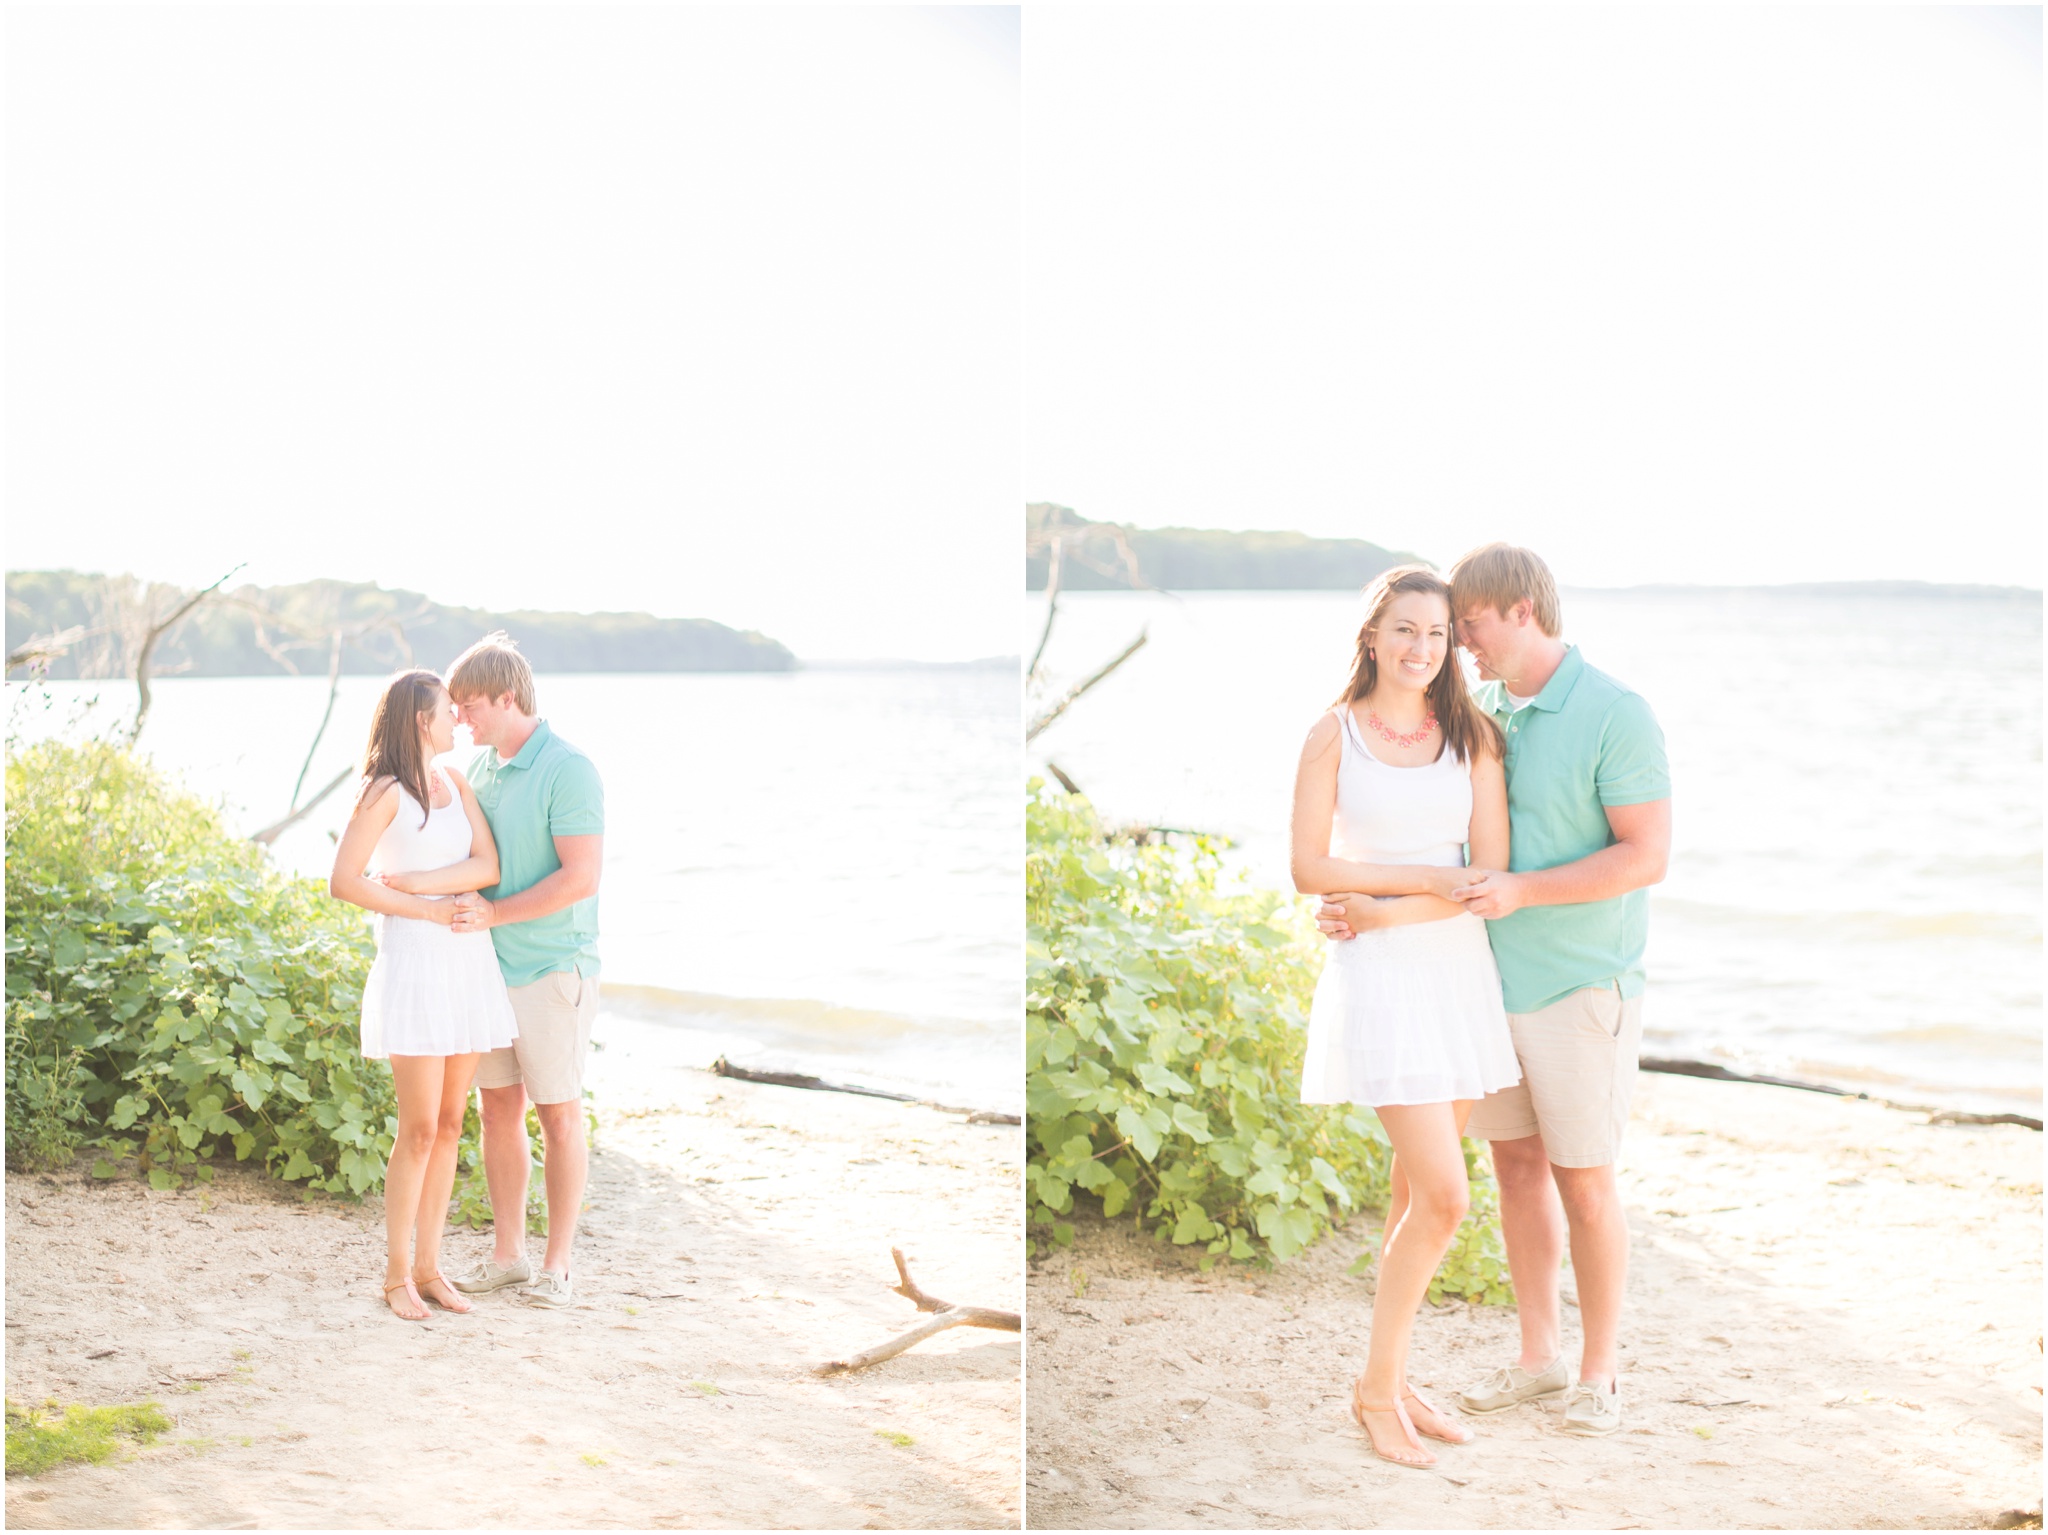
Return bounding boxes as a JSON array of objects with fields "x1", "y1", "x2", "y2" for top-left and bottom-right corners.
[
  {"x1": 6, "y1": 5, "x2": 1019, "y2": 662},
  {"x1": 1025, "y1": 6, "x2": 2043, "y2": 589}
]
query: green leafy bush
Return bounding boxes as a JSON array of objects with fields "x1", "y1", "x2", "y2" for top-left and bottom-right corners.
[
  {"x1": 1026, "y1": 780, "x2": 1510, "y2": 1301},
  {"x1": 5, "y1": 740, "x2": 396, "y2": 1193}
]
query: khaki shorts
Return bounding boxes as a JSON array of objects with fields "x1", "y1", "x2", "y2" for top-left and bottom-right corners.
[
  {"x1": 474, "y1": 969, "x2": 599, "y2": 1106},
  {"x1": 1465, "y1": 985, "x2": 1644, "y2": 1168}
]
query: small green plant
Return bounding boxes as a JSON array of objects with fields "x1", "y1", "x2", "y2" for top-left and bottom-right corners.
[
  {"x1": 690, "y1": 1381, "x2": 719, "y2": 1396},
  {"x1": 623, "y1": 1305, "x2": 641, "y2": 1317},
  {"x1": 180, "y1": 1383, "x2": 204, "y2": 1394},
  {"x1": 179, "y1": 1436, "x2": 214, "y2": 1456},
  {"x1": 580, "y1": 1451, "x2": 607, "y2": 1467},
  {"x1": 874, "y1": 1430, "x2": 914, "y2": 1448},
  {"x1": 449, "y1": 1102, "x2": 550, "y2": 1234},
  {"x1": 1068, "y1": 1268, "x2": 1087, "y2": 1298},
  {"x1": 5, "y1": 1399, "x2": 173, "y2": 1477}
]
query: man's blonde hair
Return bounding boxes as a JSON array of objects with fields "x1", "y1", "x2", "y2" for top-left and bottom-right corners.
[
  {"x1": 446, "y1": 631, "x2": 536, "y2": 713},
  {"x1": 1447, "y1": 542, "x2": 1562, "y2": 637}
]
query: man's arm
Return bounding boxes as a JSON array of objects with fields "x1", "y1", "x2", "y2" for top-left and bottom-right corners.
[
  {"x1": 1453, "y1": 799, "x2": 1669, "y2": 919},
  {"x1": 450, "y1": 834, "x2": 603, "y2": 932}
]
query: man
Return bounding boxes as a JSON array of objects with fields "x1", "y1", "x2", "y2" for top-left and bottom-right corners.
[
  {"x1": 442, "y1": 632, "x2": 605, "y2": 1310},
  {"x1": 1321, "y1": 543, "x2": 1671, "y2": 1435}
]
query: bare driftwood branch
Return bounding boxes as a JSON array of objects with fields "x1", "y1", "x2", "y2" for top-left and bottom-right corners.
[
  {"x1": 247, "y1": 599, "x2": 432, "y2": 847},
  {"x1": 6, "y1": 624, "x2": 99, "y2": 673},
  {"x1": 711, "y1": 1056, "x2": 917, "y2": 1103},
  {"x1": 1043, "y1": 760, "x2": 1084, "y2": 796},
  {"x1": 814, "y1": 1248, "x2": 1020, "y2": 1375},
  {"x1": 250, "y1": 766, "x2": 353, "y2": 847},
  {"x1": 708, "y1": 1057, "x2": 1020, "y2": 1124},
  {"x1": 129, "y1": 566, "x2": 244, "y2": 745},
  {"x1": 1026, "y1": 535, "x2": 1064, "y2": 686},
  {"x1": 1026, "y1": 627, "x2": 1147, "y2": 743},
  {"x1": 1640, "y1": 1057, "x2": 2042, "y2": 1132},
  {"x1": 288, "y1": 631, "x2": 347, "y2": 812}
]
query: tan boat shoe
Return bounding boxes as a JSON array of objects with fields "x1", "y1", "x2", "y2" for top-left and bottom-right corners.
[
  {"x1": 1559, "y1": 1379, "x2": 1622, "y2": 1436},
  {"x1": 1456, "y1": 1358, "x2": 1570, "y2": 1413}
]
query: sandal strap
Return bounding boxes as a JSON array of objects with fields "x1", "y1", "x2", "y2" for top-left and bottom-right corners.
[{"x1": 383, "y1": 1279, "x2": 420, "y2": 1296}]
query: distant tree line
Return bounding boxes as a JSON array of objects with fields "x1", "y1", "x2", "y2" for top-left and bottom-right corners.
[
  {"x1": 5, "y1": 571, "x2": 796, "y2": 680},
  {"x1": 1025, "y1": 503, "x2": 1420, "y2": 592}
]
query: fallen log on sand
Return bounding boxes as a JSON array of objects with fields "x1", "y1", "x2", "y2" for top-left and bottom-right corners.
[
  {"x1": 815, "y1": 1249, "x2": 1020, "y2": 1376},
  {"x1": 1640, "y1": 1057, "x2": 2041, "y2": 1131},
  {"x1": 709, "y1": 1057, "x2": 1021, "y2": 1125}
]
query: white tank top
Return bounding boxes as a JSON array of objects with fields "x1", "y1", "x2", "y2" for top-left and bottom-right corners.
[
  {"x1": 369, "y1": 768, "x2": 471, "y2": 878},
  {"x1": 1328, "y1": 708, "x2": 1474, "y2": 870}
]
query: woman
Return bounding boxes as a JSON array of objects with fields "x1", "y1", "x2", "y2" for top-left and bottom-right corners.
[
  {"x1": 330, "y1": 669, "x2": 518, "y2": 1321},
  {"x1": 1289, "y1": 565, "x2": 1518, "y2": 1468}
]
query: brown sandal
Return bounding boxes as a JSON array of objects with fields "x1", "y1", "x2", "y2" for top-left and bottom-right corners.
[
  {"x1": 383, "y1": 1278, "x2": 430, "y2": 1322},
  {"x1": 1350, "y1": 1375, "x2": 1435, "y2": 1468},
  {"x1": 1403, "y1": 1385, "x2": 1473, "y2": 1445},
  {"x1": 412, "y1": 1273, "x2": 472, "y2": 1314}
]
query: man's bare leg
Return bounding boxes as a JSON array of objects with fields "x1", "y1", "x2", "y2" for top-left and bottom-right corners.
[
  {"x1": 478, "y1": 1082, "x2": 531, "y2": 1267},
  {"x1": 533, "y1": 1099, "x2": 588, "y2": 1276},
  {"x1": 1551, "y1": 1162, "x2": 1628, "y2": 1388},
  {"x1": 1491, "y1": 1134, "x2": 1567, "y2": 1372}
]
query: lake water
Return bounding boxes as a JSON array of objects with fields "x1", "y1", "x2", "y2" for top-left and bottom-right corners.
[
  {"x1": 8, "y1": 669, "x2": 1022, "y2": 1114},
  {"x1": 1025, "y1": 588, "x2": 2043, "y2": 1117}
]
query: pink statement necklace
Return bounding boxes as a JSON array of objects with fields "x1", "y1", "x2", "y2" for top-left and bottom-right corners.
[{"x1": 1364, "y1": 708, "x2": 1438, "y2": 748}]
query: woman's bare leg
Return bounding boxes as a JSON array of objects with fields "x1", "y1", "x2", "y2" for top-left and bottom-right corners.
[
  {"x1": 412, "y1": 1053, "x2": 480, "y2": 1311},
  {"x1": 1382, "y1": 1154, "x2": 1410, "y2": 1269},
  {"x1": 383, "y1": 1055, "x2": 446, "y2": 1319},
  {"x1": 1356, "y1": 1101, "x2": 1472, "y2": 1462},
  {"x1": 1394, "y1": 1101, "x2": 1476, "y2": 1442}
]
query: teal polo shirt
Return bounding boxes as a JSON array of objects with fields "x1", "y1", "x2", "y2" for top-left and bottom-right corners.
[
  {"x1": 1475, "y1": 646, "x2": 1669, "y2": 1014},
  {"x1": 467, "y1": 720, "x2": 604, "y2": 988}
]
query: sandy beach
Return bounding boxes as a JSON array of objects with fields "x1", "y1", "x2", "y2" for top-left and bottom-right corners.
[
  {"x1": 5, "y1": 1016, "x2": 1021, "y2": 1530},
  {"x1": 1024, "y1": 1072, "x2": 2042, "y2": 1530}
]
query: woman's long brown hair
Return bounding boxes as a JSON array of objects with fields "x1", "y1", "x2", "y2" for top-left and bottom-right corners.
[
  {"x1": 356, "y1": 669, "x2": 444, "y2": 828},
  {"x1": 1333, "y1": 565, "x2": 1502, "y2": 765}
]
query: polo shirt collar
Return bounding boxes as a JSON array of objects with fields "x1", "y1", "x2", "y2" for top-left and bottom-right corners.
[
  {"x1": 499, "y1": 718, "x2": 553, "y2": 771},
  {"x1": 1526, "y1": 645, "x2": 1584, "y2": 713}
]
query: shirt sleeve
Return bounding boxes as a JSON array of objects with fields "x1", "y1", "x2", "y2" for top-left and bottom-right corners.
[
  {"x1": 1595, "y1": 691, "x2": 1671, "y2": 807},
  {"x1": 547, "y1": 754, "x2": 606, "y2": 836}
]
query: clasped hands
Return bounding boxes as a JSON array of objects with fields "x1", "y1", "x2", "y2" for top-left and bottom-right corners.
[
  {"x1": 1316, "y1": 866, "x2": 1529, "y2": 939},
  {"x1": 370, "y1": 871, "x2": 497, "y2": 932}
]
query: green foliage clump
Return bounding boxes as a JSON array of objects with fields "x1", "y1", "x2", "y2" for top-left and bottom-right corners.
[
  {"x1": 5, "y1": 1399, "x2": 173, "y2": 1476},
  {"x1": 449, "y1": 1100, "x2": 573, "y2": 1235},
  {"x1": 4, "y1": 740, "x2": 396, "y2": 1194},
  {"x1": 1026, "y1": 780, "x2": 1510, "y2": 1301}
]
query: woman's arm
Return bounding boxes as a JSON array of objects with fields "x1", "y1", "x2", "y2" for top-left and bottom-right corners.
[
  {"x1": 1466, "y1": 737, "x2": 1510, "y2": 874},
  {"x1": 1288, "y1": 713, "x2": 1465, "y2": 899},
  {"x1": 328, "y1": 781, "x2": 455, "y2": 924},
  {"x1": 1323, "y1": 890, "x2": 1469, "y2": 934},
  {"x1": 379, "y1": 768, "x2": 502, "y2": 896}
]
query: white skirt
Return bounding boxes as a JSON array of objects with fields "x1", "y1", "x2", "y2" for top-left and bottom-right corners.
[
  {"x1": 1300, "y1": 908, "x2": 1521, "y2": 1107},
  {"x1": 360, "y1": 910, "x2": 520, "y2": 1060}
]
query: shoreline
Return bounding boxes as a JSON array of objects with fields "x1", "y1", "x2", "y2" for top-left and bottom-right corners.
[
  {"x1": 6, "y1": 1064, "x2": 1022, "y2": 1530},
  {"x1": 1024, "y1": 1070, "x2": 2042, "y2": 1530}
]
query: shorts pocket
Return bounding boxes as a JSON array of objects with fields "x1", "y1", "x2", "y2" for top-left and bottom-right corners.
[{"x1": 1573, "y1": 985, "x2": 1624, "y2": 1040}]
